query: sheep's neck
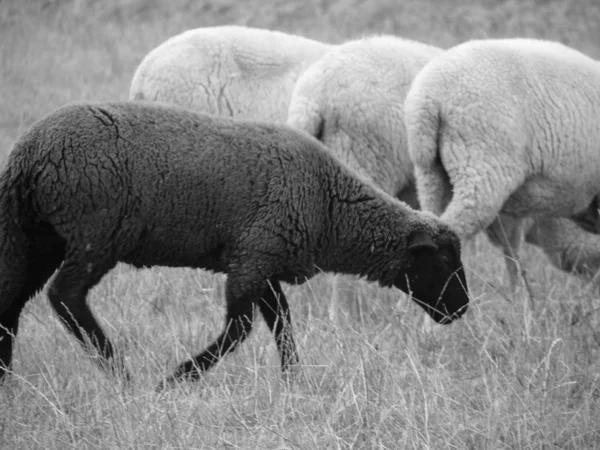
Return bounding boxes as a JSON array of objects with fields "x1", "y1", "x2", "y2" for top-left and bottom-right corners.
[{"x1": 317, "y1": 194, "x2": 402, "y2": 281}]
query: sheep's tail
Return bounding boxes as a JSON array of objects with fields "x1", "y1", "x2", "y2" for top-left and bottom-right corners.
[{"x1": 404, "y1": 89, "x2": 451, "y2": 216}]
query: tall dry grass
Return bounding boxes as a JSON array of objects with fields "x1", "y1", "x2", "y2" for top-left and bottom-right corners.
[{"x1": 1, "y1": 0, "x2": 600, "y2": 448}]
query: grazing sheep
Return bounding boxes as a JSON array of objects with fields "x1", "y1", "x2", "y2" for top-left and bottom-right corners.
[
  {"x1": 288, "y1": 35, "x2": 443, "y2": 206},
  {"x1": 404, "y1": 38, "x2": 600, "y2": 289},
  {"x1": 286, "y1": 35, "x2": 444, "y2": 319},
  {"x1": 129, "y1": 25, "x2": 332, "y2": 122},
  {"x1": 0, "y1": 101, "x2": 469, "y2": 385}
]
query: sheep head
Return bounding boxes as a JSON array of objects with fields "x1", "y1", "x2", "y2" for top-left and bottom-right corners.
[{"x1": 395, "y1": 230, "x2": 469, "y2": 324}]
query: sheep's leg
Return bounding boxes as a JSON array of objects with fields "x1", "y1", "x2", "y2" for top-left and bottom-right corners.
[
  {"x1": 0, "y1": 299, "x2": 27, "y2": 379},
  {"x1": 485, "y1": 215, "x2": 527, "y2": 292},
  {"x1": 164, "y1": 278, "x2": 260, "y2": 384},
  {"x1": 0, "y1": 271, "x2": 27, "y2": 378},
  {"x1": 414, "y1": 165, "x2": 452, "y2": 217},
  {"x1": 0, "y1": 254, "x2": 64, "y2": 379},
  {"x1": 0, "y1": 226, "x2": 28, "y2": 378},
  {"x1": 257, "y1": 279, "x2": 299, "y2": 371},
  {"x1": 0, "y1": 223, "x2": 65, "y2": 379},
  {"x1": 440, "y1": 154, "x2": 527, "y2": 242},
  {"x1": 47, "y1": 256, "x2": 124, "y2": 376}
]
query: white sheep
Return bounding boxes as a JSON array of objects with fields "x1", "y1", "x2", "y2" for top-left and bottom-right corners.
[
  {"x1": 286, "y1": 35, "x2": 444, "y2": 319},
  {"x1": 129, "y1": 25, "x2": 332, "y2": 122},
  {"x1": 404, "y1": 38, "x2": 600, "y2": 290}
]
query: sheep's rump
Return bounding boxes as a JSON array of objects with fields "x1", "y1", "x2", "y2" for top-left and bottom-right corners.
[
  {"x1": 129, "y1": 26, "x2": 331, "y2": 122},
  {"x1": 406, "y1": 38, "x2": 600, "y2": 222},
  {"x1": 288, "y1": 35, "x2": 443, "y2": 200}
]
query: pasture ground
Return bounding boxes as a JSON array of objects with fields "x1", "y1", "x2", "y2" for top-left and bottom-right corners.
[{"x1": 1, "y1": 0, "x2": 600, "y2": 448}]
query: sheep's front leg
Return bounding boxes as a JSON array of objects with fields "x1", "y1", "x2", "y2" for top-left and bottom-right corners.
[
  {"x1": 163, "y1": 277, "x2": 261, "y2": 384},
  {"x1": 257, "y1": 279, "x2": 299, "y2": 372}
]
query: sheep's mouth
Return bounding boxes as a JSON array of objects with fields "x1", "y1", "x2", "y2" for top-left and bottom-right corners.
[{"x1": 430, "y1": 266, "x2": 469, "y2": 324}]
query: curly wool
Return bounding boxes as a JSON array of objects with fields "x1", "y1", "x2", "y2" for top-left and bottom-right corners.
[
  {"x1": 405, "y1": 38, "x2": 600, "y2": 286},
  {"x1": 288, "y1": 35, "x2": 443, "y2": 206},
  {"x1": 0, "y1": 101, "x2": 468, "y2": 384},
  {"x1": 130, "y1": 26, "x2": 331, "y2": 122}
]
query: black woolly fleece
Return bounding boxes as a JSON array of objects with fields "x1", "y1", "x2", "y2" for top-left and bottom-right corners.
[{"x1": 0, "y1": 101, "x2": 468, "y2": 383}]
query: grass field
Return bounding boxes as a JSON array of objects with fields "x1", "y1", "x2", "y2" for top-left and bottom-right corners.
[{"x1": 1, "y1": 0, "x2": 600, "y2": 448}]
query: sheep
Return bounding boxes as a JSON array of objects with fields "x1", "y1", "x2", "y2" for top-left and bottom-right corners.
[
  {"x1": 404, "y1": 38, "x2": 600, "y2": 291},
  {"x1": 286, "y1": 35, "x2": 444, "y2": 319},
  {"x1": 129, "y1": 25, "x2": 332, "y2": 122},
  {"x1": 287, "y1": 35, "x2": 444, "y2": 205},
  {"x1": 0, "y1": 101, "x2": 469, "y2": 385}
]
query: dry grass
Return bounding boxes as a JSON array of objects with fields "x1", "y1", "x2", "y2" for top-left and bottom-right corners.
[{"x1": 1, "y1": 0, "x2": 600, "y2": 448}]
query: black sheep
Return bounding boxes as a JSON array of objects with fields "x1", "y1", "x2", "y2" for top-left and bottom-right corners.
[{"x1": 0, "y1": 101, "x2": 469, "y2": 385}]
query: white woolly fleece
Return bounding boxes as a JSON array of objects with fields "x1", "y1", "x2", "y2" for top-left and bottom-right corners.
[
  {"x1": 130, "y1": 26, "x2": 331, "y2": 122},
  {"x1": 405, "y1": 38, "x2": 600, "y2": 285}
]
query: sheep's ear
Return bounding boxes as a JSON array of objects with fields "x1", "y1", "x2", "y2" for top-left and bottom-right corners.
[{"x1": 407, "y1": 231, "x2": 438, "y2": 252}]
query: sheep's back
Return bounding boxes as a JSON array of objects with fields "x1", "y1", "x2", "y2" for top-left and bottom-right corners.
[
  {"x1": 289, "y1": 35, "x2": 443, "y2": 197},
  {"x1": 410, "y1": 38, "x2": 600, "y2": 208},
  {"x1": 130, "y1": 26, "x2": 331, "y2": 122},
  {"x1": 15, "y1": 102, "x2": 344, "y2": 269}
]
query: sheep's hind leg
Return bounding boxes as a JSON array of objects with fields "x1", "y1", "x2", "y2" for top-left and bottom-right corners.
[
  {"x1": 162, "y1": 277, "x2": 261, "y2": 386},
  {"x1": 257, "y1": 279, "x2": 299, "y2": 373},
  {"x1": 0, "y1": 230, "x2": 64, "y2": 380},
  {"x1": 0, "y1": 270, "x2": 28, "y2": 379},
  {"x1": 413, "y1": 165, "x2": 452, "y2": 217},
  {"x1": 440, "y1": 140, "x2": 528, "y2": 242},
  {"x1": 0, "y1": 299, "x2": 26, "y2": 379},
  {"x1": 47, "y1": 254, "x2": 125, "y2": 378}
]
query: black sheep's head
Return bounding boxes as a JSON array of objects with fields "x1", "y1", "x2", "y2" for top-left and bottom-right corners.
[{"x1": 394, "y1": 230, "x2": 469, "y2": 324}]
